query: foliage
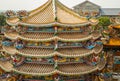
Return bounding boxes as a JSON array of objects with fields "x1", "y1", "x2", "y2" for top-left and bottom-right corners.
[
  {"x1": 0, "y1": 14, "x2": 6, "y2": 26},
  {"x1": 98, "y1": 17, "x2": 111, "y2": 29}
]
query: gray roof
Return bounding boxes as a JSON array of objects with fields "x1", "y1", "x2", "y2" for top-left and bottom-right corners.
[
  {"x1": 101, "y1": 8, "x2": 120, "y2": 16},
  {"x1": 73, "y1": 0, "x2": 100, "y2": 9}
]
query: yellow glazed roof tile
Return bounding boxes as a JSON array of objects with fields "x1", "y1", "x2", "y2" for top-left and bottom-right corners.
[{"x1": 105, "y1": 38, "x2": 120, "y2": 46}]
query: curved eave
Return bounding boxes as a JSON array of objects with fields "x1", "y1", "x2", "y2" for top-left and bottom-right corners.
[
  {"x1": 6, "y1": 19, "x2": 97, "y2": 27},
  {"x1": 6, "y1": 17, "x2": 19, "y2": 25},
  {"x1": 113, "y1": 25, "x2": 120, "y2": 29},
  {"x1": 4, "y1": 32, "x2": 55, "y2": 42},
  {"x1": 0, "y1": 61, "x2": 13, "y2": 72},
  {"x1": 2, "y1": 46, "x2": 16, "y2": 55},
  {"x1": 58, "y1": 63, "x2": 100, "y2": 75},
  {"x1": 104, "y1": 38, "x2": 120, "y2": 46},
  {"x1": 4, "y1": 32, "x2": 101, "y2": 42},
  {"x1": 58, "y1": 35, "x2": 92, "y2": 42},
  {"x1": 6, "y1": 0, "x2": 99, "y2": 27},
  {"x1": 13, "y1": 67, "x2": 103, "y2": 76},
  {"x1": 6, "y1": 17, "x2": 98, "y2": 28},
  {"x1": 3, "y1": 45, "x2": 103, "y2": 58},
  {"x1": 57, "y1": 67, "x2": 98, "y2": 75},
  {"x1": 104, "y1": 44, "x2": 120, "y2": 46},
  {"x1": 13, "y1": 69, "x2": 56, "y2": 76},
  {"x1": 6, "y1": 21, "x2": 91, "y2": 27},
  {"x1": 115, "y1": 19, "x2": 120, "y2": 24},
  {"x1": 0, "y1": 61, "x2": 106, "y2": 76},
  {"x1": 6, "y1": 0, "x2": 92, "y2": 27}
]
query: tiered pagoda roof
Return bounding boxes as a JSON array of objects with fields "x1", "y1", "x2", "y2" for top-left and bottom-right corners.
[
  {"x1": 0, "y1": 60, "x2": 105, "y2": 76},
  {"x1": 104, "y1": 24, "x2": 120, "y2": 46},
  {"x1": 105, "y1": 38, "x2": 120, "y2": 46},
  {"x1": 2, "y1": 45, "x2": 103, "y2": 57},
  {"x1": 4, "y1": 31, "x2": 101, "y2": 42},
  {"x1": 0, "y1": 0, "x2": 105, "y2": 80},
  {"x1": 6, "y1": 0, "x2": 98, "y2": 27}
]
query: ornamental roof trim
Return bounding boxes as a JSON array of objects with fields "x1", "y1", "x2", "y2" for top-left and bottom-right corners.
[{"x1": 7, "y1": 0, "x2": 92, "y2": 26}]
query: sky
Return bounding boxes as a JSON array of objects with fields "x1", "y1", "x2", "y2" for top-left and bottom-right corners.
[{"x1": 0, "y1": 0, "x2": 120, "y2": 10}]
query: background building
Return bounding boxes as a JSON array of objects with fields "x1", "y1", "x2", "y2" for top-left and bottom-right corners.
[{"x1": 73, "y1": 0, "x2": 120, "y2": 17}]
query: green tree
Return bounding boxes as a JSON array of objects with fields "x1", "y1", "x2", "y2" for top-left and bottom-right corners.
[
  {"x1": 98, "y1": 17, "x2": 111, "y2": 29},
  {"x1": 0, "y1": 14, "x2": 6, "y2": 26}
]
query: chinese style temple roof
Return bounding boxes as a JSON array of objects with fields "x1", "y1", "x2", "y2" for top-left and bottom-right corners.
[
  {"x1": 112, "y1": 25, "x2": 120, "y2": 29},
  {"x1": 14, "y1": 63, "x2": 55, "y2": 75},
  {"x1": 6, "y1": 0, "x2": 98, "y2": 27},
  {"x1": 0, "y1": 61, "x2": 13, "y2": 72},
  {"x1": 0, "y1": 60, "x2": 106, "y2": 76},
  {"x1": 0, "y1": 0, "x2": 103, "y2": 78},
  {"x1": 4, "y1": 32, "x2": 101, "y2": 42},
  {"x1": 3, "y1": 46, "x2": 16, "y2": 55},
  {"x1": 3, "y1": 45, "x2": 103, "y2": 57},
  {"x1": 105, "y1": 38, "x2": 120, "y2": 46}
]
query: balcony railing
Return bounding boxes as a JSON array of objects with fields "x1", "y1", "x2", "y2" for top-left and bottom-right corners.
[
  {"x1": 58, "y1": 45, "x2": 83, "y2": 48},
  {"x1": 114, "y1": 61, "x2": 120, "y2": 64},
  {"x1": 21, "y1": 79, "x2": 46, "y2": 81},
  {"x1": 26, "y1": 45, "x2": 54, "y2": 48},
  {"x1": 2, "y1": 41, "x2": 13, "y2": 46},
  {"x1": 15, "y1": 44, "x2": 24, "y2": 50},
  {"x1": 26, "y1": 27, "x2": 55, "y2": 33},
  {"x1": 27, "y1": 30, "x2": 55, "y2": 33},
  {"x1": 58, "y1": 30, "x2": 84, "y2": 33}
]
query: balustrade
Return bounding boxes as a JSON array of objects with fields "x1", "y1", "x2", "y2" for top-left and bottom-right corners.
[
  {"x1": 14, "y1": 39, "x2": 24, "y2": 49},
  {"x1": 2, "y1": 38, "x2": 13, "y2": 46}
]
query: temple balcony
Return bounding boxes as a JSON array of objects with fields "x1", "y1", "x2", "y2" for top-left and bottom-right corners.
[
  {"x1": 24, "y1": 27, "x2": 55, "y2": 33},
  {"x1": 2, "y1": 34, "x2": 103, "y2": 57},
  {"x1": 25, "y1": 45, "x2": 54, "y2": 49},
  {"x1": 58, "y1": 41, "x2": 100, "y2": 49},
  {"x1": 24, "y1": 56, "x2": 94, "y2": 65},
  {"x1": 25, "y1": 41, "x2": 54, "y2": 49},
  {"x1": 58, "y1": 30, "x2": 86, "y2": 33},
  {"x1": 27, "y1": 30, "x2": 55, "y2": 33},
  {"x1": 1, "y1": 41, "x2": 13, "y2": 46},
  {"x1": 19, "y1": 32, "x2": 54, "y2": 40},
  {"x1": 25, "y1": 57, "x2": 54, "y2": 64}
]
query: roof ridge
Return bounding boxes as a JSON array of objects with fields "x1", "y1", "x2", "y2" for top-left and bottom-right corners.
[
  {"x1": 73, "y1": 0, "x2": 100, "y2": 8},
  {"x1": 52, "y1": 0, "x2": 57, "y2": 22}
]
